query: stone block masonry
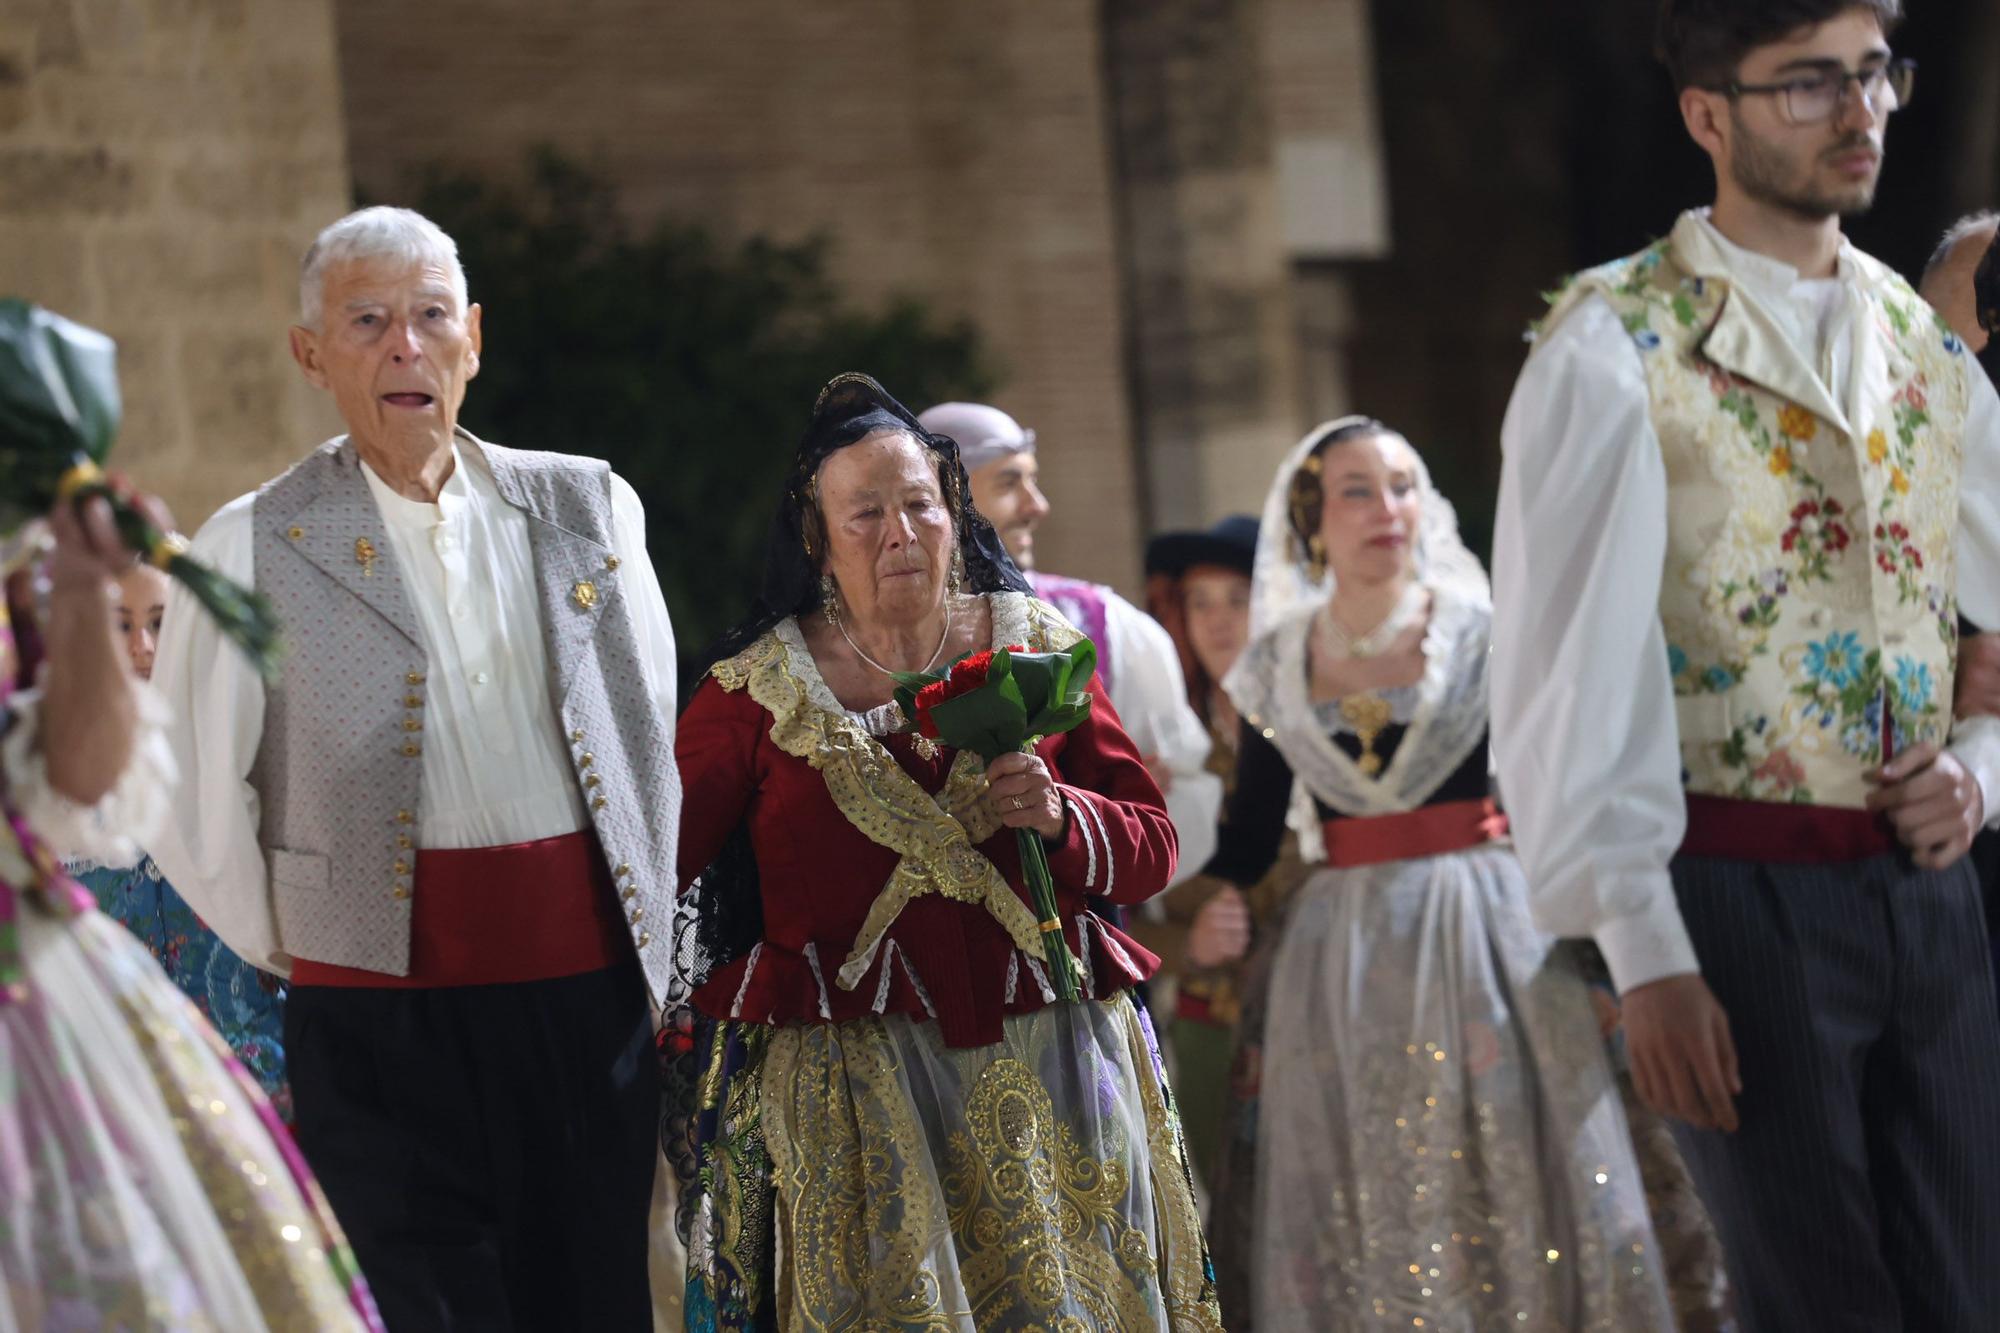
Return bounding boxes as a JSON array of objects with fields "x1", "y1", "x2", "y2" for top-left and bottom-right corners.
[{"x1": 0, "y1": 0, "x2": 354, "y2": 529}]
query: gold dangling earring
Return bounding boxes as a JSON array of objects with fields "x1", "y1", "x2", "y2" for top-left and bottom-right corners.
[
  {"x1": 820, "y1": 572, "x2": 839, "y2": 626},
  {"x1": 948, "y1": 551, "x2": 965, "y2": 597},
  {"x1": 1307, "y1": 534, "x2": 1328, "y2": 582}
]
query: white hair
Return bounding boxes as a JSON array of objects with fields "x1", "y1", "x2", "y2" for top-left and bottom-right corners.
[
  {"x1": 299, "y1": 206, "x2": 469, "y2": 330},
  {"x1": 1923, "y1": 210, "x2": 2000, "y2": 289}
]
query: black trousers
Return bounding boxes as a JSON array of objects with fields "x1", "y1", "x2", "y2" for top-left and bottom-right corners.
[
  {"x1": 285, "y1": 962, "x2": 658, "y2": 1332},
  {"x1": 1667, "y1": 853, "x2": 2000, "y2": 1333},
  {"x1": 1971, "y1": 829, "x2": 2000, "y2": 1001}
]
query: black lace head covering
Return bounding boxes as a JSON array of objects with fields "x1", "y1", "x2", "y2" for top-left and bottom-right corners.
[
  {"x1": 668, "y1": 373, "x2": 1030, "y2": 1016},
  {"x1": 700, "y1": 372, "x2": 1029, "y2": 669}
]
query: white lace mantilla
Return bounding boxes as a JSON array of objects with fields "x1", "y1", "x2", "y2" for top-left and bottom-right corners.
[{"x1": 1229, "y1": 583, "x2": 1491, "y2": 818}]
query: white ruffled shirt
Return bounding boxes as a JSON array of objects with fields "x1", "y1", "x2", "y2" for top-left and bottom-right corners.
[{"x1": 1492, "y1": 213, "x2": 2000, "y2": 993}]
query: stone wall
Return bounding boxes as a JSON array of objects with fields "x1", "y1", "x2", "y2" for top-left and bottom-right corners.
[
  {"x1": 1099, "y1": 0, "x2": 1383, "y2": 532},
  {"x1": 336, "y1": 0, "x2": 1147, "y2": 590},
  {"x1": 0, "y1": 0, "x2": 353, "y2": 529}
]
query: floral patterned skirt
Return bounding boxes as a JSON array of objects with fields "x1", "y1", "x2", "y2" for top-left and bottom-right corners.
[
  {"x1": 0, "y1": 899, "x2": 379, "y2": 1332},
  {"x1": 68, "y1": 856, "x2": 290, "y2": 1117},
  {"x1": 677, "y1": 992, "x2": 1221, "y2": 1331}
]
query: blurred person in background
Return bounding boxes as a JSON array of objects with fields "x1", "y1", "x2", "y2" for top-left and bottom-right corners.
[
  {"x1": 64, "y1": 557, "x2": 292, "y2": 1116},
  {"x1": 916, "y1": 401, "x2": 1221, "y2": 894},
  {"x1": 1209, "y1": 417, "x2": 1670, "y2": 1330},
  {"x1": 1130, "y1": 516, "x2": 1304, "y2": 1171},
  {"x1": 1922, "y1": 213, "x2": 2000, "y2": 997}
]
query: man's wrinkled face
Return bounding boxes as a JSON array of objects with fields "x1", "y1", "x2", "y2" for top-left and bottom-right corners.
[
  {"x1": 968, "y1": 453, "x2": 1050, "y2": 570},
  {"x1": 289, "y1": 256, "x2": 482, "y2": 457}
]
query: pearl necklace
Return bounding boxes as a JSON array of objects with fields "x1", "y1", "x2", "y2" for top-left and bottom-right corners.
[
  {"x1": 834, "y1": 599, "x2": 955, "y2": 677},
  {"x1": 1319, "y1": 582, "x2": 1425, "y2": 660}
]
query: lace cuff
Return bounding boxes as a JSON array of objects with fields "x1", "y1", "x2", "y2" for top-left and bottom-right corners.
[{"x1": 4, "y1": 683, "x2": 177, "y2": 865}]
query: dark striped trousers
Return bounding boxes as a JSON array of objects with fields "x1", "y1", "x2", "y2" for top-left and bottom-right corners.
[
  {"x1": 1971, "y1": 829, "x2": 2000, "y2": 1002},
  {"x1": 1666, "y1": 853, "x2": 2000, "y2": 1332}
]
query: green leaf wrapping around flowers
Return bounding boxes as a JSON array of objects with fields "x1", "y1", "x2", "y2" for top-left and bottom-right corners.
[
  {"x1": 0, "y1": 299, "x2": 122, "y2": 535},
  {"x1": 901, "y1": 639, "x2": 1099, "y2": 757},
  {"x1": 1011, "y1": 639, "x2": 1097, "y2": 738},
  {"x1": 0, "y1": 300, "x2": 282, "y2": 679},
  {"x1": 70, "y1": 479, "x2": 286, "y2": 682},
  {"x1": 924, "y1": 681, "x2": 1026, "y2": 760}
]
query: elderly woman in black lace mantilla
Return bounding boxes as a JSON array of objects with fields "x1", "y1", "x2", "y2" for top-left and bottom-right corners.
[{"x1": 668, "y1": 374, "x2": 1221, "y2": 1331}]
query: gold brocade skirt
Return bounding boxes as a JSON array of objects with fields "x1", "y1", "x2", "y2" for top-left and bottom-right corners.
[{"x1": 681, "y1": 992, "x2": 1221, "y2": 1332}]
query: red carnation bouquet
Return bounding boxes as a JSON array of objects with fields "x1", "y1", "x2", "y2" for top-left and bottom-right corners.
[{"x1": 894, "y1": 639, "x2": 1098, "y2": 1001}]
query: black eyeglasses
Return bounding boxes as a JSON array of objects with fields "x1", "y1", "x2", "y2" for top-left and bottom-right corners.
[{"x1": 1710, "y1": 57, "x2": 1916, "y2": 126}]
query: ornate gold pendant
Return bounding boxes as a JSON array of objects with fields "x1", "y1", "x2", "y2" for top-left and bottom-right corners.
[
  {"x1": 1340, "y1": 692, "x2": 1393, "y2": 779},
  {"x1": 354, "y1": 536, "x2": 377, "y2": 578}
]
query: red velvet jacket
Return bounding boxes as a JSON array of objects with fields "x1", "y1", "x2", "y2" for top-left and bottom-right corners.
[{"x1": 676, "y1": 615, "x2": 1177, "y2": 1049}]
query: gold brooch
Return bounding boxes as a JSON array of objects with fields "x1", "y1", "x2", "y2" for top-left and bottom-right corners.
[
  {"x1": 354, "y1": 536, "x2": 377, "y2": 578},
  {"x1": 572, "y1": 580, "x2": 599, "y2": 610},
  {"x1": 1340, "y1": 693, "x2": 1394, "y2": 777}
]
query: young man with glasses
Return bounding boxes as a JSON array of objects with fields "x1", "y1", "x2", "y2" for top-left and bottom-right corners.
[{"x1": 1491, "y1": 2, "x2": 2000, "y2": 1328}]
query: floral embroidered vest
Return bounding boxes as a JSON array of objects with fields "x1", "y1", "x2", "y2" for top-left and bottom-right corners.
[{"x1": 1546, "y1": 212, "x2": 1974, "y2": 808}]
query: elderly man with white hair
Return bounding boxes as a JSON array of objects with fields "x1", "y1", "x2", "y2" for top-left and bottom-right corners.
[
  {"x1": 1920, "y1": 210, "x2": 2000, "y2": 359},
  {"x1": 148, "y1": 206, "x2": 680, "y2": 1330}
]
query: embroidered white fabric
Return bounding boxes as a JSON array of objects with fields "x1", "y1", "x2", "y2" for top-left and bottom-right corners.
[{"x1": 1232, "y1": 587, "x2": 1492, "y2": 819}]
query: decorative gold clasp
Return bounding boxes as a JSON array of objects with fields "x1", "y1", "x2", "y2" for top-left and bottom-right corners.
[
  {"x1": 572, "y1": 580, "x2": 599, "y2": 610},
  {"x1": 354, "y1": 536, "x2": 378, "y2": 578},
  {"x1": 1341, "y1": 693, "x2": 1394, "y2": 777}
]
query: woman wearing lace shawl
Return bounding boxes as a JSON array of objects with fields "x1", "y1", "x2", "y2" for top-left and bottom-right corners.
[
  {"x1": 0, "y1": 495, "x2": 380, "y2": 1330},
  {"x1": 668, "y1": 373, "x2": 1219, "y2": 1331},
  {"x1": 1203, "y1": 417, "x2": 1671, "y2": 1331}
]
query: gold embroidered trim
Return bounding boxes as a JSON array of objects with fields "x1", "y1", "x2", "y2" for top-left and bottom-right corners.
[
  {"x1": 755, "y1": 994, "x2": 1223, "y2": 1331},
  {"x1": 1115, "y1": 999, "x2": 1226, "y2": 1332},
  {"x1": 762, "y1": 1022, "x2": 955, "y2": 1327},
  {"x1": 711, "y1": 598, "x2": 1083, "y2": 989},
  {"x1": 941, "y1": 1055, "x2": 1157, "y2": 1328}
]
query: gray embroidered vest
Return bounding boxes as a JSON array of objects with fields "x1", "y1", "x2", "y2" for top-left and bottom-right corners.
[{"x1": 249, "y1": 431, "x2": 679, "y2": 1002}]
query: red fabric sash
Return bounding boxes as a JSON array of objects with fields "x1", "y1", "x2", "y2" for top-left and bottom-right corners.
[
  {"x1": 290, "y1": 830, "x2": 630, "y2": 989},
  {"x1": 1175, "y1": 991, "x2": 1219, "y2": 1025},
  {"x1": 1320, "y1": 798, "x2": 1509, "y2": 869},
  {"x1": 1677, "y1": 794, "x2": 1897, "y2": 864}
]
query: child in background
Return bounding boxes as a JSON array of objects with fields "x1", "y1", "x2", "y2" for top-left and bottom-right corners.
[{"x1": 64, "y1": 560, "x2": 292, "y2": 1117}]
